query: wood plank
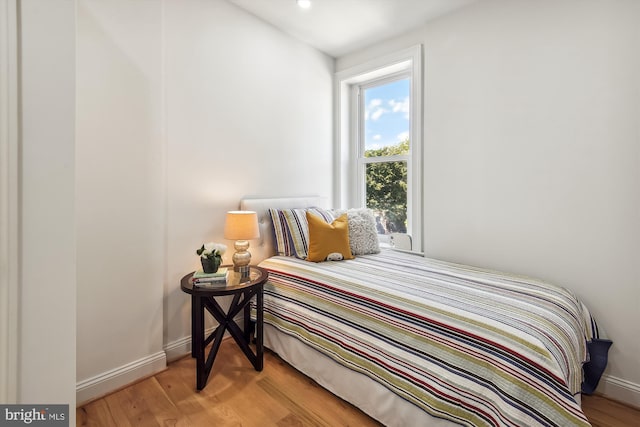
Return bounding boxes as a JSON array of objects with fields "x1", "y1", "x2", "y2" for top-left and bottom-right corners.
[
  {"x1": 582, "y1": 394, "x2": 640, "y2": 427},
  {"x1": 154, "y1": 355, "x2": 243, "y2": 426},
  {"x1": 102, "y1": 378, "x2": 165, "y2": 427},
  {"x1": 76, "y1": 398, "x2": 118, "y2": 427},
  {"x1": 78, "y1": 339, "x2": 640, "y2": 426},
  {"x1": 258, "y1": 355, "x2": 380, "y2": 427}
]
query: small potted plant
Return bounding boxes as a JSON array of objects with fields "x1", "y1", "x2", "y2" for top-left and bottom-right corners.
[{"x1": 197, "y1": 242, "x2": 227, "y2": 273}]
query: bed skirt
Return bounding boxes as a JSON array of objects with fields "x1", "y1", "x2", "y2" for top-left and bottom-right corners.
[{"x1": 264, "y1": 323, "x2": 457, "y2": 427}]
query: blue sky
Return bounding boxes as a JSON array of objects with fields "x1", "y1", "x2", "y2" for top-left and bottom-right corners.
[{"x1": 364, "y1": 78, "x2": 410, "y2": 150}]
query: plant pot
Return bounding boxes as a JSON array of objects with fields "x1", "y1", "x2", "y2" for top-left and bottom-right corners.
[{"x1": 201, "y1": 257, "x2": 221, "y2": 273}]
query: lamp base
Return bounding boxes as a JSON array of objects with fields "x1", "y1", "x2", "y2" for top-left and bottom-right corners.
[
  {"x1": 234, "y1": 265, "x2": 250, "y2": 274},
  {"x1": 232, "y1": 240, "x2": 251, "y2": 273}
]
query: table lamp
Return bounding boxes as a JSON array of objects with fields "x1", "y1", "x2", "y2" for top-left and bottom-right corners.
[{"x1": 224, "y1": 210, "x2": 260, "y2": 273}]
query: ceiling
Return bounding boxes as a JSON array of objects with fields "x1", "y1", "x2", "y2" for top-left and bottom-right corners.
[{"x1": 227, "y1": 0, "x2": 478, "y2": 58}]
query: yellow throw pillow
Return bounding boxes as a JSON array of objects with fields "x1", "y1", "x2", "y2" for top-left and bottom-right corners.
[{"x1": 306, "y1": 212, "x2": 354, "y2": 262}]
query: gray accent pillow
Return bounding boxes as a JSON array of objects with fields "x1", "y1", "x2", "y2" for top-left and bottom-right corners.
[{"x1": 331, "y1": 208, "x2": 380, "y2": 256}]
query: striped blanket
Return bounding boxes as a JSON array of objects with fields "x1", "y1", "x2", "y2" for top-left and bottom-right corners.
[{"x1": 259, "y1": 250, "x2": 603, "y2": 426}]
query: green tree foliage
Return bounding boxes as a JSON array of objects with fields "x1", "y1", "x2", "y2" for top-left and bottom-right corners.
[{"x1": 364, "y1": 139, "x2": 408, "y2": 233}]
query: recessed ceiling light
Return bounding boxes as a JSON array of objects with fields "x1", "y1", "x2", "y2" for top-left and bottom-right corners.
[{"x1": 297, "y1": 0, "x2": 311, "y2": 9}]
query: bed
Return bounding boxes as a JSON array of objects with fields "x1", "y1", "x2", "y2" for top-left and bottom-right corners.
[{"x1": 240, "y1": 196, "x2": 610, "y2": 427}]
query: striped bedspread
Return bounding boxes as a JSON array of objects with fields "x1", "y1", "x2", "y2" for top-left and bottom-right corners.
[{"x1": 259, "y1": 249, "x2": 602, "y2": 426}]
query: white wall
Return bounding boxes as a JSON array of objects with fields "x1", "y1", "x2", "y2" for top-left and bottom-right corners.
[
  {"x1": 74, "y1": 0, "x2": 333, "y2": 401},
  {"x1": 337, "y1": 0, "x2": 640, "y2": 406},
  {"x1": 75, "y1": 0, "x2": 166, "y2": 402},
  {"x1": 163, "y1": 0, "x2": 334, "y2": 358},
  {"x1": 18, "y1": 0, "x2": 76, "y2": 421}
]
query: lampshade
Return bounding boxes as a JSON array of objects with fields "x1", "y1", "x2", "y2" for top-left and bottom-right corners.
[{"x1": 224, "y1": 211, "x2": 260, "y2": 240}]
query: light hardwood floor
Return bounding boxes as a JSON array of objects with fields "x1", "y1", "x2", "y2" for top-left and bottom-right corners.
[{"x1": 78, "y1": 339, "x2": 640, "y2": 426}]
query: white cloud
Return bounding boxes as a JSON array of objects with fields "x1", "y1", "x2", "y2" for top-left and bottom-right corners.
[
  {"x1": 366, "y1": 96, "x2": 410, "y2": 121},
  {"x1": 397, "y1": 131, "x2": 410, "y2": 142},
  {"x1": 389, "y1": 96, "x2": 410, "y2": 119},
  {"x1": 365, "y1": 98, "x2": 388, "y2": 121},
  {"x1": 370, "y1": 108, "x2": 386, "y2": 121},
  {"x1": 373, "y1": 134, "x2": 382, "y2": 140}
]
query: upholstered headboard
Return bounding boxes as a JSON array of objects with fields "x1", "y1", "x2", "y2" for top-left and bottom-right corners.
[{"x1": 239, "y1": 196, "x2": 329, "y2": 264}]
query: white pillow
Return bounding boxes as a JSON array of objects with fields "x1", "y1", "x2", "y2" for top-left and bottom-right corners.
[{"x1": 331, "y1": 208, "x2": 380, "y2": 256}]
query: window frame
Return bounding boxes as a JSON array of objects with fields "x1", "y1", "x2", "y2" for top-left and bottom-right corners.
[
  {"x1": 335, "y1": 45, "x2": 423, "y2": 252},
  {"x1": 355, "y1": 72, "x2": 411, "y2": 226}
]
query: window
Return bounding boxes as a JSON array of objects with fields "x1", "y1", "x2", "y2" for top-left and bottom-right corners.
[
  {"x1": 359, "y1": 75, "x2": 410, "y2": 235},
  {"x1": 336, "y1": 46, "x2": 422, "y2": 251}
]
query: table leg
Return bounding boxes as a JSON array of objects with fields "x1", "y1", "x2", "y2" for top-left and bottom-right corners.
[
  {"x1": 191, "y1": 295, "x2": 198, "y2": 358},
  {"x1": 199, "y1": 324, "x2": 225, "y2": 390},
  {"x1": 243, "y1": 300, "x2": 252, "y2": 343},
  {"x1": 192, "y1": 295, "x2": 206, "y2": 390},
  {"x1": 256, "y1": 285, "x2": 264, "y2": 371}
]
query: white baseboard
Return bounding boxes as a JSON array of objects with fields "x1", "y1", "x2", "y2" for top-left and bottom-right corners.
[
  {"x1": 77, "y1": 315, "x2": 249, "y2": 406},
  {"x1": 597, "y1": 374, "x2": 640, "y2": 408},
  {"x1": 164, "y1": 333, "x2": 195, "y2": 363},
  {"x1": 76, "y1": 351, "x2": 166, "y2": 406}
]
